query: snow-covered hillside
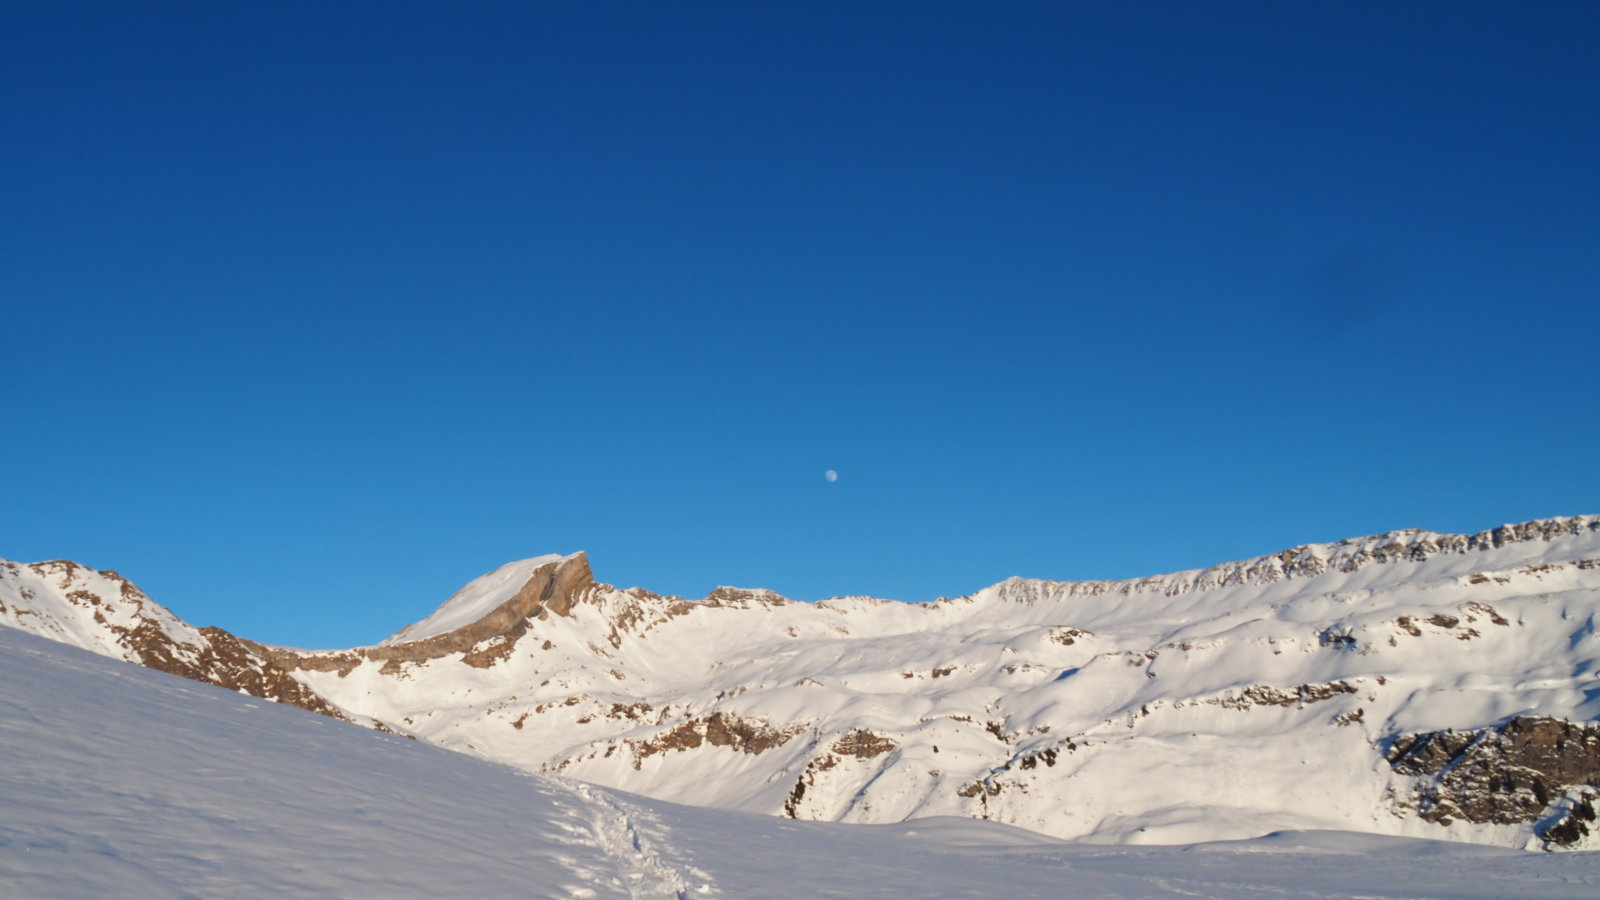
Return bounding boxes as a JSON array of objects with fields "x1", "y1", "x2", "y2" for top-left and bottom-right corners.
[
  {"x1": 5, "y1": 516, "x2": 1600, "y2": 851},
  {"x1": 6, "y1": 625, "x2": 1600, "y2": 899}
]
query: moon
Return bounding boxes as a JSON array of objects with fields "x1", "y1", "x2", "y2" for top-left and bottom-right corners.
[{"x1": 824, "y1": 469, "x2": 838, "y2": 483}]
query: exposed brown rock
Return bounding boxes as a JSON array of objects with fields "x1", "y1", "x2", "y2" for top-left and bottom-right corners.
[
  {"x1": 1543, "y1": 792, "x2": 1598, "y2": 847},
  {"x1": 461, "y1": 636, "x2": 519, "y2": 669},
  {"x1": 1390, "y1": 612, "x2": 1484, "y2": 641},
  {"x1": 191, "y1": 627, "x2": 354, "y2": 721},
  {"x1": 783, "y1": 752, "x2": 840, "y2": 818},
  {"x1": 832, "y1": 729, "x2": 896, "y2": 758},
  {"x1": 1220, "y1": 681, "x2": 1357, "y2": 710},
  {"x1": 1387, "y1": 716, "x2": 1600, "y2": 846},
  {"x1": 608, "y1": 702, "x2": 652, "y2": 720},
  {"x1": 958, "y1": 779, "x2": 1002, "y2": 800},
  {"x1": 631, "y1": 711, "x2": 804, "y2": 764},
  {"x1": 1318, "y1": 627, "x2": 1357, "y2": 649},
  {"x1": 1016, "y1": 747, "x2": 1058, "y2": 769},
  {"x1": 1334, "y1": 708, "x2": 1366, "y2": 726},
  {"x1": 1465, "y1": 602, "x2": 1510, "y2": 626},
  {"x1": 1048, "y1": 627, "x2": 1090, "y2": 646},
  {"x1": 703, "y1": 586, "x2": 791, "y2": 608}
]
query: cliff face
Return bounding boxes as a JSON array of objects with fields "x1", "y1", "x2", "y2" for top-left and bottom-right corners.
[
  {"x1": 1389, "y1": 717, "x2": 1600, "y2": 847},
  {"x1": 5, "y1": 515, "x2": 1600, "y2": 851}
]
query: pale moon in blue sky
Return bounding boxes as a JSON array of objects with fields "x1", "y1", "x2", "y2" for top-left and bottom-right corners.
[{"x1": 824, "y1": 469, "x2": 838, "y2": 483}]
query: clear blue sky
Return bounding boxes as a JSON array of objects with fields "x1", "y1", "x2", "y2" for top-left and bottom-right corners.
[{"x1": 4, "y1": 3, "x2": 1596, "y2": 648}]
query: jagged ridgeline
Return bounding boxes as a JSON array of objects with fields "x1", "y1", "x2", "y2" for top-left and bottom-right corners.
[{"x1": 4, "y1": 516, "x2": 1600, "y2": 850}]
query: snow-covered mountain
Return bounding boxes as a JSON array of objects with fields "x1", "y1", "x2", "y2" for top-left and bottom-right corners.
[
  {"x1": 5, "y1": 515, "x2": 1600, "y2": 853},
  {"x1": 0, "y1": 559, "x2": 382, "y2": 728},
  {"x1": 14, "y1": 625, "x2": 1600, "y2": 899}
]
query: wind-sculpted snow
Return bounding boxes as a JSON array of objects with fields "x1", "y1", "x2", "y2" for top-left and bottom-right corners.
[
  {"x1": 7, "y1": 626, "x2": 1600, "y2": 898},
  {"x1": 5, "y1": 515, "x2": 1600, "y2": 852}
]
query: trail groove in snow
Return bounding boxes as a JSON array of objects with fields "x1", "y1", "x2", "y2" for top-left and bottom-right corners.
[{"x1": 555, "y1": 777, "x2": 715, "y2": 899}]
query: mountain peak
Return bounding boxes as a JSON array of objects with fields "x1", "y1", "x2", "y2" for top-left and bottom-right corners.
[{"x1": 384, "y1": 551, "x2": 593, "y2": 646}]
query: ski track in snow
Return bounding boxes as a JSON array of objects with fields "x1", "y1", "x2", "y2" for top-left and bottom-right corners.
[{"x1": 553, "y1": 778, "x2": 714, "y2": 899}]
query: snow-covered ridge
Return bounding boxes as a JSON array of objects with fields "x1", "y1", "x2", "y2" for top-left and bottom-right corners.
[
  {"x1": 5, "y1": 514, "x2": 1600, "y2": 852},
  {"x1": 13, "y1": 626, "x2": 1600, "y2": 899},
  {"x1": 376, "y1": 516, "x2": 1600, "y2": 656},
  {"x1": 0, "y1": 559, "x2": 200, "y2": 660},
  {"x1": 988, "y1": 515, "x2": 1600, "y2": 606},
  {"x1": 340, "y1": 516, "x2": 1600, "y2": 658},
  {"x1": 0, "y1": 559, "x2": 360, "y2": 722}
]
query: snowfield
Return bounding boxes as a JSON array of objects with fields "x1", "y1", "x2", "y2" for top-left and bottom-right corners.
[{"x1": 4, "y1": 626, "x2": 1598, "y2": 899}]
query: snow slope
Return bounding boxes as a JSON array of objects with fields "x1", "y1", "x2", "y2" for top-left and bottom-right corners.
[
  {"x1": 5, "y1": 516, "x2": 1600, "y2": 851},
  {"x1": 5, "y1": 625, "x2": 1599, "y2": 899}
]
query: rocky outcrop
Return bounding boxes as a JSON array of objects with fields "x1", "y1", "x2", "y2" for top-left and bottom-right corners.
[
  {"x1": 1387, "y1": 717, "x2": 1600, "y2": 847},
  {"x1": 831, "y1": 729, "x2": 896, "y2": 758},
  {"x1": 628, "y1": 711, "x2": 805, "y2": 764},
  {"x1": 702, "y1": 586, "x2": 791, "y2": 608},
  {"x1": 1218, "y1": 681, "x2": 1358, "y2": 710},
  {"x1": 783, "y1": 730, "x2": 897, "y2": 818}
]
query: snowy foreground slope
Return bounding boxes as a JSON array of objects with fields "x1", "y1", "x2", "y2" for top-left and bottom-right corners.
[
  {"x1": 5, "y1": 626, "x2": 1599, "y2": 900},
  {"x1": 5, "y1": 516, "x2": 1600, "y2": 851}
]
